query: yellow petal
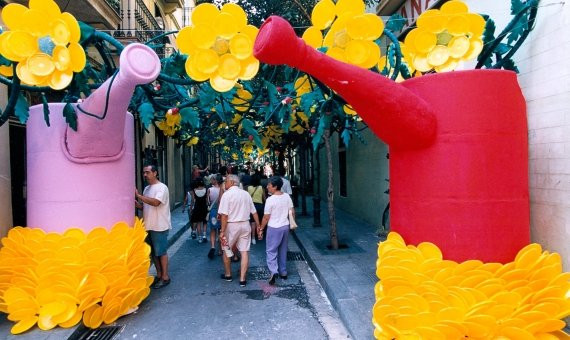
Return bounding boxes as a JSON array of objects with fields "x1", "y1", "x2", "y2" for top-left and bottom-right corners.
[
  {"x1": 414, "y1": 30, "x2": 437, "y2": 54},
  {"x1": 434, "y1": 58, "x2": 458, "y2": 73},
  {"x1": 346, "y1": 14, "x2": 384, "y2": 41},
  {"x1": 448, "y1": 36, "x2": 470, "y2": 58},
  {"x1": 229, "y1": 33, "x2": 252, "y2": 60},
  {"x1": 60, "y1": 12, "x2": 81, "y2": 43},
  {"x1": 417, "y1": 9, "x2": 447, "y2": 34},
  {"x1": 355, "y1": 40, "x2": 380, "y2": 69},
  {"x1": 193, "y1": 48, "x2": 219, "y2": 74},
  {"x1": 467, "y1": 13, "x2": 486, "y2": 38},
  {"x1": 11, "y1": 316, "x2": 38, "y2": 335},
  {"x1": 28, "y1": 53, "x2": 55, "y2": 77},
  {"x1": 29, "y1": 0, "x2": 61, "y2": 18},
  {"x1": 1, "y1": 3, "x2": 28, "y2": 31},
  {"x1": 335, "y1": 0, "x2": 365, "y2": 17},
  {"x1": 0, "y1": 32, "x2": 22, "y2": 62},
  {"x1": 311, "y1": 0, "x2": 337, "y2": 30},
  {"x1": 51, "y1": 19, "x2": 71, "y2": 46},
  {"x1": 464, "y1": 38, "x2": 483, "y2": 60},
  {"x1": 326, "y1": 46, "x2": 346, "y2": 62},
  {"x1": 16, "y1": 62, "x2": 46, "y2": 85},
  {"x1": 23, "y1": 9, "x2": 51, "y2": 37},
  {"x1": 68, "y1": 43, "x2": 86, "y2": 72},
  {"x1": 0, "y1": 65, "x2": 14, "y2": 77},
  {"x1": 413, "y1": 55, "x2": 431, "y2": 72},
  {"x1": 8, "y1": 31, "x2": 38, "y2": 59},
  {"x1": 221, "y1": 3, "x2": 247, "y2": 31},
  {"x1": 218, "y1": 53, "x2": 241, "y2": 79},
  {"x1": 448, "y1": 15, "x2": 470, "y2": 36},
  {"x1": 240, "y1": 25, "x2": 258, "y2": 44},
  {"x1": 210, "y1": 72, "x2": 236, "y2": 92},
  {"x1": 191, "y1": 3, "x2": 220, "y2": 26},
  {"x1": 440, "y1": 0, "x2": 469, "y2": 15},
  {"x1": 176, "y1": 26, "x2": 196, "y2": 55},
  {"x1": 302, "y1": 26, "x2": 323, "y2": 49},
  {"x1": 48, "y1": 69, "x2": 73, "y2": 90},
  {"x1": 53, "y1": 46, "x2": 71, "y2": 71},
  {"x1": 190, "y1": 24, "x2": 217, "y2": 49},
  {"x1": 238, "y1": 55, "x2": 259, "y2": 80},
  {"x1": 214, "y1": 12, "x2": 239, "y2": 40}
]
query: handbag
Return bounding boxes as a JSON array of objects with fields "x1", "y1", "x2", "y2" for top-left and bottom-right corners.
[{"x1": 288, "y1": 209, "x2": 298, "y2": 230}]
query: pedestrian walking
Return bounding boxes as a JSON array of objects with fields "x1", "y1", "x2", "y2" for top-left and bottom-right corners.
[
  {"x1": 247, "y1": 174, "x2": 265, "y2": 245},
  {"x1": 258, "y1": 176, "x2": 294, "y2": 285},
  {"x1": 135, "y1": 164, "x2": 172, "y2": 289},
  {"x1": 190, "y1": 178, "x2": 209, "y2": 243},
  {"x1": 182, "y1": 185, "x2": 193, "y2": 234},
  {"x1": 207, "y1": 174, "x2": 224, "y2": 259},
  {"x1": 218, "y1": 174, "x2": 261, "y2": 287}
]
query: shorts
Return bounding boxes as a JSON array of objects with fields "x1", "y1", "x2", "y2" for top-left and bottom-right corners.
[
  {"x1": 225, "y1": 221, "x2": 251, "y2": 252},
  {"x1": 208, "y1": 208, "x2": 221, "y2": 231},
  {"x1": 145, "y1": 230, "x2": 169, "y2": 257}
]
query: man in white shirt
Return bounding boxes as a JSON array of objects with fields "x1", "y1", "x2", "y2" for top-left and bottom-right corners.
[
  {"x1": 136, "y1": 164, "x2": 172, "y2": 289},
  {"x1": 218, "y1": 174, "x2": 260, "y2": 287},
  {"x1": 278, "y1": 168, "x2": 292, "y2": 195}
]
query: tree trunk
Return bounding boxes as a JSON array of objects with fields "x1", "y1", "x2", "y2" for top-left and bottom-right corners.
[{"x1": 324, "y1": 129, "x2": 338, "y2": 249}]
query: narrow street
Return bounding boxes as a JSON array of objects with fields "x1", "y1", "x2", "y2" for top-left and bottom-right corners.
[{"x1": 106, "y1": 213, "x2": 350, "y2": 340}]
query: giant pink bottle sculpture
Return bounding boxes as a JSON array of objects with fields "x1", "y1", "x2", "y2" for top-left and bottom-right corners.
[
  {"x1": 254, "y1": 16, "x2": 529, "y2": 263},
  {"x1": 26, "y1": 43, "x2": 161, "y2": 233}
]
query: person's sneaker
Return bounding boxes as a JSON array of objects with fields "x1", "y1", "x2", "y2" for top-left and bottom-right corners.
[
  {"x1": 191, "y1": 231, "x2": 197, "y2": 239},
  {"x1": 279, "y1": 275, "x2": 288, "y2": 280},
  {"x1": 239, "y1": 280, "x2": 247, "y2": 287},
  {"x1": 220, "y1": 274, "x2": 233, "y2": 282},
  {"x1": 268, "y1": 274, "x2": 277, "y2": 285},
  {"x1": 208, "y1": 248, "x2": 215, "y2": 259}
]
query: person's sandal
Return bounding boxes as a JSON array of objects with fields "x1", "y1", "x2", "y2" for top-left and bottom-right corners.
[
  {"x1": 239, "y1": 280, "x2": 247, "y2": 287},
  {"x1": 152, "y1": 278, "x2": 171, "y2": 289},
  {"x1": 220, "y1": 274, "x2": 233, "y2": 282}
]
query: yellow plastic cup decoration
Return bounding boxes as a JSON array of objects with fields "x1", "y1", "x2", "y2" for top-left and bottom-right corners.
[
  {"x1": 402, "y1": 0, "x2": 486, "y2": 73},
  {"x1": 176, "y1": 3, "x2": 260, "y2": 92},
  {"x1": 373, "y1": 231, "x2": 570, "y2": 339},
  {"x1": 231, "y1": 88, "x2": 253, "y2": 112},
  {"x1": 303, "y1": 0, "x2": 384, "y2": 70},
  {"x1": 0, "y1": 219, "x2": 152, "y2": 334},
  {"x1": 0, "y1": 0, "x2": 86, "y2": 89},
  {"x1": 156, "y1": 108, "x2": 181, "y2": 137}
]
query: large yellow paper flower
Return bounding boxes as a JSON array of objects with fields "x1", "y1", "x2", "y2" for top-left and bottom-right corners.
[
  {"x1": 0, "y1": 0, "x2": 86, "y2": 89},
  {"x1": 0, "y1": 219, "x2": 152, "y2": 334},
  {"x1": 302, "y1": 0, "x2": 384, "y2": 69},
  {"x1": 231, "y1": 88, "x2": 252, "y2": 112},
  {"x1": 290, "y1": 111, "x2": 308, "y2": 134},
  {"x1": 403, "y1": 0, "x2": 486, "y2": 73},
  {"x1": 176, "y1": 3, "x2": 259, "y2": 92},
  {"x1": 373, "y1": 232, "x2": 570, "y2": 339}
]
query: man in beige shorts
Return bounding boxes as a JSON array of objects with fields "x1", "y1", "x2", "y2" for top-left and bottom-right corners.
[{"x1": 218, "y1": 174, "x2": 261, "y2": 287}]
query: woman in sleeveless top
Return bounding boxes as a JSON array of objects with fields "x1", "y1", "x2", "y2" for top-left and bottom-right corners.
[
  {"x1": 191, "y1": 178, "x2": 208, "y2": 243},
  {"x1": 248, "y1": 174, "x2": 265, "y2": 245},
  {"x1": 206, "y1": 174, "x2": 224, "y2": 258}
]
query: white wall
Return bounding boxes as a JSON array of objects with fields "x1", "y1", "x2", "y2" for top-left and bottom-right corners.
[{"x1": 467, "y1": 0, "x2": 570, "y2": 270}]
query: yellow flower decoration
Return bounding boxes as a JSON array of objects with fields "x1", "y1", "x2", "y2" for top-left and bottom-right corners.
[
  {"x1": 176, "y1": 3, "x2": 260, "y2": 92},
  {"x1": 303, "y1": 0, "x2": 384, "y2": 69},
  {"x1": 294, "y1": 75, "x2": 315, "y2": 104},
  {"x1": 0, "y1": 219, "x2": 152, "y2": 334},
  {"x1": 0, "y1": 0, "x2": 86, "y2": 89},
  {"x1": 373, "y1": 232, "x2": 570, "y2": 339},
  {"x1": 403, "y1": 0, "x2": 486, "y2": 73},
  {"x1": 231, "y1": 88, "x2": 252, "y2": 112},
  {"x1": 156, "y1": 108, "x2": 181, "y2": 136},
  {"x1": 290, "y1": 111, "x2": 308, "y2": 134},
  {"x1": 186, "y1": 136, "x2": 199, "y2": 146}
]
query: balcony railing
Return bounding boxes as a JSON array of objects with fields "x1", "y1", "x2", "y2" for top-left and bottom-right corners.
[{"x1": 104, "y1": 0, "x2": 121, "y2": 16}]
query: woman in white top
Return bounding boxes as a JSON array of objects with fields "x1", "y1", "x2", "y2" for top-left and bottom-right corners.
[
  {"x1": 206, "y1": 174, "x2": 224, "y2": 258},
  {"x1": 258, "y1": 176, "x2": 294, "y2": 285}
]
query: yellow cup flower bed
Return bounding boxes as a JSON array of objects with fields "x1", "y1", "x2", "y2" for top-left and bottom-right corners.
[
  {"x1": 0, "y1": 219, "x2": 152, "y2": 334},
  {"x1": 374, "y1": 232, "x2": 570, "y2": 339}
]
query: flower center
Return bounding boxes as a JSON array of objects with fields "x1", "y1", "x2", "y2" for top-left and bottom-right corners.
[
  {"x1": 436, "y1": 31, "x2": 453, "y2": 46},
  {"x1": 38, "y1": 36, "x2": 56, "y2": 56}
]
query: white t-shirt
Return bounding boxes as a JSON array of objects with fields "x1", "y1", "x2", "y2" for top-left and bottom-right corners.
[
  {"x1": 264, "y1": 193, "x2": 293, "y2": 228},
  {"x1": 281, "y1": 177, "x2": 292, "y2": 195},
  {"x1": 142, "y1": 182, "x2": 171, "y2": 232},
  {"x1": 218, "y1": 186, "x2": 256, "y2": 222}
]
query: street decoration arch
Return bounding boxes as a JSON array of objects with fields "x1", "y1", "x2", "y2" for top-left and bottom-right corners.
[{"x1": 0, "y1": 0, "x2": 568, "y2": 337}]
